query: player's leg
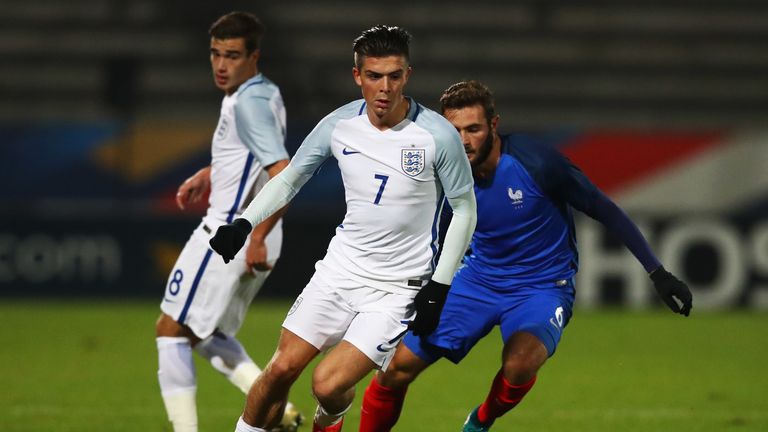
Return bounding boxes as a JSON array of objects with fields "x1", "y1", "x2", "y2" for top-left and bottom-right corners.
[
  {"x1": 194, "y1": 330, "x2": 258, "y2": 392},
  {"x1": 238, "y1": 272, "x2": 358, "y2": 431},
  {"x1": 237, "y1": 328, "x2": 319, "y2": 431},
  {"x1": 359, "y1": 343, "x2": 432, "y2": 432},
  {"x1": 156, "y1": 313, "x2": 202, "y2": 432},
  {"x1": 162, "y1": 220, "x2": 272, "y2": 429},
  {"x1": 195, "y1": 331, "x2": 303, "y2": 431},
  {"x1": 311, "y1": 341, "x2": 379, "y2": 431},
  {"x1": 308, "y1": 285, "x2": 415, "y2": 432},
  {"x1": 156, "y1": 225, "x2": 214, "y2": 432},
  {"x1": 464, "y1": 332, "x2": 546, "y2": 430},
  {"x1": 207, "y1": 268, "x2": 303, "y2": 430},
  {"x1": 465, "y1": 282, "x2": 575, "y2": 431}
]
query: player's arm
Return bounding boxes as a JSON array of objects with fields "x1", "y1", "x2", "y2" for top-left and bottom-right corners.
[
  {"x1": 552, "y1": 150, "x2": 692, "y2": 316},
  {"x1": 176, "y1": 166, "x2": 211, "y2": 210},
  {"x1": 246, "y1": 159, "x2": 290, "y2": 271},
  {"x1": 411, "y1": 116, "x2": 477, "y2": 336},
  {"x1": 432, "y1": 189, "x2": 477, "y2": 284},
  {"x1": 233, "y1": 91, "x2": 292, "y2": 271},
  {"x1": 411, "y1": 191, "x2": 476, "y2": 337}
]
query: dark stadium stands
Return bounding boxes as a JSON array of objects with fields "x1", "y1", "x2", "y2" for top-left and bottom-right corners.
[{"x1": 1, "y1": 0, "x2": 767, "y2": 127}]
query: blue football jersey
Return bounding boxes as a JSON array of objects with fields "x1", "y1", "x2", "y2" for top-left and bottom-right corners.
[{"x1": 453, "y1": 134, "x2": 600, "y2": 288}]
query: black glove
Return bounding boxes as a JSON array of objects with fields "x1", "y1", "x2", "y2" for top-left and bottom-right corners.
[
  {"x1": 650, "y1": 266, "x2": 693, "y2": 317},
  {"x1": 410, "y1": 280, "x2": 450, "y2": 336},
  {"x1": 209, "y1": 218, "x2": 252, "y2": 264}
]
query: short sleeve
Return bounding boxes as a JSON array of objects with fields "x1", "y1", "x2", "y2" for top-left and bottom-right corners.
[{"x1": 234, "y1": 91, "x2": 289, "y2": 167}]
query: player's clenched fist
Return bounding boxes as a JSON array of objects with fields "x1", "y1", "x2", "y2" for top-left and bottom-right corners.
[
  {"x1": 410, "y1": 280, "x2": 450, "y2": 336},
  {"x1": 209, "y1": 218, "x2": 252, "y2": 263}
]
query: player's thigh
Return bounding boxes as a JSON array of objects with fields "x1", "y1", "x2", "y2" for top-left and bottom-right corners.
[
  {"x1": 161, "y1": 226, "x2": 249, "y2": 338},
  {"x1": 266, "y1": 327, "x2": 321, "y2": 382},
  {"x1": 343, "y1": 289, "x2": 414, "y2": 370},
  {"x1": 159, "y1": 229, "x2": 206, "y2": 309},
  {"x1": 312, "y1": 340, "x2": 377, "y2": 397},
  {"x1": 499, "y1": 287, "x2": 574, "y2": 357},
  {"x1": 282, "y1": 274, "x2": 356, "y2": 352},
  {"x1": 404, "y1": 280, "x2": 499, "y2": 364},
  {"x1": 217, "y1": 268, "x2": 272, "y2": 335},
  {"x1": 378, "y1": 342, "x2": 432, "y2": 388}
]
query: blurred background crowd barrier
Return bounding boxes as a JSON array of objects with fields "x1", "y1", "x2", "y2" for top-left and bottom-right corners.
[{"x1": 2, "y1": 0, "x2": 767, "y2": 309}]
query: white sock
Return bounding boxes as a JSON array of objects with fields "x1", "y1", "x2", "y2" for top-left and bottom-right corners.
[
  {"x1": 157, "y1": 337, "x2": 197, "y2": 432},
  {"x1": 235, "y1": 416, "x2": 267, "y2": 432},
  {"x1": 313, "y1": 401, "x2": 351, "y2": 428},
  {"x1": 195, "y1": 333, "x2": 258, "y2": 392}
]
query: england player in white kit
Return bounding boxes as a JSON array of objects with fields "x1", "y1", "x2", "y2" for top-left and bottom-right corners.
[
  {"x1": 210, "y1": 26, "x2": 477, "y2": 432},
  {"x1": 154, "y1": 12, "x2": 301, "y2": 432}
]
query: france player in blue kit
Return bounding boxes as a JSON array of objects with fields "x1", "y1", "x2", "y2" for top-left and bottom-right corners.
[{"x1": 359, "y1": 81, "x2": 693, "y2": 432}]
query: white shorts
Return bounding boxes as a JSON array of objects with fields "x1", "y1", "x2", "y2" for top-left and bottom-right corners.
[
  {"x1": 283, "y1": 263, "x2": 416, "y2": 370},
  {"x1": 160, "y1": 221, "x2": 282, "y2": 338}
]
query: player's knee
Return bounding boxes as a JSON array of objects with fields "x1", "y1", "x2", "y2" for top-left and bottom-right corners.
[
  {"x1": 502, "y1": 354, "x2": 542, "y2": 384},
  {"x1": 311, "y1": 365, "x2": 350, "y2": 403},
  {"x1": 264, "y1": 356, "x2": 304, "y2": 386},
  {"x1": 378, "y1": 363, "x2": 417, "y2": 390},
  {"x1": 311, "y1": 377, "x2": 346, "y2": 405},
  {"x1": 155, "y1": 314, "x2": 184, "y2": 337}
]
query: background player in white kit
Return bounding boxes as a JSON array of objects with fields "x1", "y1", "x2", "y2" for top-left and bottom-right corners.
[
  {"x1": 154, "y1": 12, "x2": 301, "y2": 432},
  {"x1": 209, "y1": 25, "x2": 478, "y2": 432}
]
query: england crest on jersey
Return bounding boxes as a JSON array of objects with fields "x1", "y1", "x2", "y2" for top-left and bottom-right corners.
[
  {"x1": 215, "y1": 117, "x2": 229, "y2": 140},
  {"x1": 401, "y1": 148, "x2": 425, "y2": 176}
]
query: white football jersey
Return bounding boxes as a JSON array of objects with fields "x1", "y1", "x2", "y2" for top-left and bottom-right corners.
[
  {"x1": 204, "y1": 73, "x2": 288, "y2": 233},
  {"x1": 290, "y1": 98, "x2": 473, "y2": 293}
]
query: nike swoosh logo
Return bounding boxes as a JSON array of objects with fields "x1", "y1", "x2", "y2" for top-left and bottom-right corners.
[
  {"x1": 342, "y1": 148, "x2": 360, "y2": 155},
  {"x1": 428, "y1": 300, "x2": 437, "y2": 304},
  {"x1": 376, "y1": 343, "x2": 391, "y2": 352}
]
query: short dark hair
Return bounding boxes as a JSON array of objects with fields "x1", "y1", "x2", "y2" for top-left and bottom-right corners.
[
  {"x1": 352, "y1": 25, "x2": 412, "y2": 69},
  {"x1": 440, "y1": 80, "x2": 497, "y2": 122},
  {"x1": 209, "y1": 11, "x2": 265, "y2": 53}
]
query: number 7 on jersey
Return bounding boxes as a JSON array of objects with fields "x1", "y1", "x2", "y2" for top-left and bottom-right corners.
[{"x1": 373, "y1": 174, "x2": 389, "y2": 205}]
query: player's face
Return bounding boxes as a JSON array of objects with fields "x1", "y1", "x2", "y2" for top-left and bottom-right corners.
[
  {"x1": 444, "y1": 104, "x2": 498, "y2": 167},
  {"x1": 353, "y1": 55, "x2": 412, "y2": 124},
  {"x1": 210, "y1": 37, "x2": 259, "y2": 95}
]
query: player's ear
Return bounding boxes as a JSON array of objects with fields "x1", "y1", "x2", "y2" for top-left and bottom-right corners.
[
  {"x1": 249, "y1": 48, "x2": 260, "y2": 63},
  {"x1": 490, "y1": 115, "x2": 500, "y2": 132},
  {"x1": 352, "y1": 67, "x2": 362, "y2": 86}
]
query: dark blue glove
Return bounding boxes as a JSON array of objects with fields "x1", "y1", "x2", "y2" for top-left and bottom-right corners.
[
  {"x1": 209, "y1": 218, "x2": 252, "y2": 264},
  {"x1": 650, "y1": 266, "x2": 693, "y2": 317},
  {"x1": 410, "y1": 280, "x2": 450, "y2": 336}
]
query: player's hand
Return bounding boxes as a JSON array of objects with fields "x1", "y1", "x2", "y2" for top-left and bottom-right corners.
[
  {"x1": 650, "y1": 266, "x2": 693, "y2": 316},
  {"x1": 246, "y1": 238, "x2": 272, "y2": 272},
  {"x1": 410, "y1": 280, "x2": 450, "y2": 336},
  {"x1": 176, "y1": 167, "x2": 211, "y2": 210},
  {"x1": 209, "y1": 218, "x2": 252, "y2": 264}
]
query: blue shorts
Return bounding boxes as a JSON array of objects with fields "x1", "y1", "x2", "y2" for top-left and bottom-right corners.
[{"x1": 403, "y1": 273, "x2": 575, "y2": 364}]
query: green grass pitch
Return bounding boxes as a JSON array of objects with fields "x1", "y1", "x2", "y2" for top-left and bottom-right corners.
[{"x1": 1, "y1": 300, "x2": 766, "y2": 431}]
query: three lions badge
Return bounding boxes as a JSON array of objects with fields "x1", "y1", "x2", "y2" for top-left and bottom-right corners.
[{"x1": 401, "y1": 149, "x2": 425, "y2": 176}]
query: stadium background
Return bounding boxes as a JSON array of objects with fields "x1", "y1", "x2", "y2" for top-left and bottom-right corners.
[{"x1": 1, "y1": 1, "x2": 767, "y2": 431}]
